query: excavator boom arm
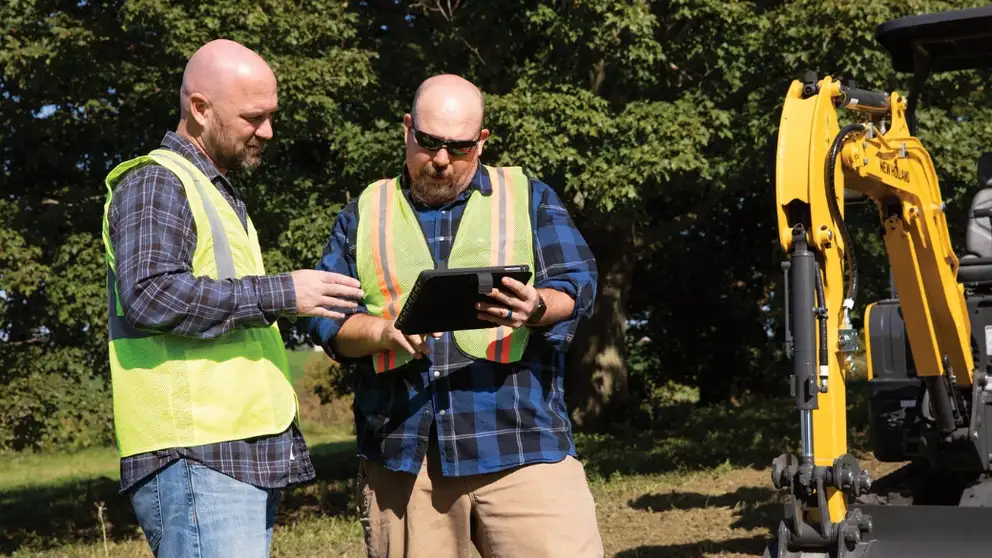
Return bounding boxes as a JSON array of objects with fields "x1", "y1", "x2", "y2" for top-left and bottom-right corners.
[{"x1": 770, "y1": 73, "x2": 976, "y2": 556}]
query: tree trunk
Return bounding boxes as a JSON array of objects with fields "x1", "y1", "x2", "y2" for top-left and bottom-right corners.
[{"x1": 566, "y1": 222, "x2": 633, "y2": 432}]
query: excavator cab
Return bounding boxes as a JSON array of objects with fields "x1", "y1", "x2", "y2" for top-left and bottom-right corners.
[
  {"x1": 960, "y1": 153, "x2": 992, "y2": 273},
  {"x1": 768, "y1": 5, "x2": 992, "y2": 557}
]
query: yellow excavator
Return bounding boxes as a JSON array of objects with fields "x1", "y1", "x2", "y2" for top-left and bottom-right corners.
[{"x1": 767, "y1": 5, "x2": 992, "y2": 557}]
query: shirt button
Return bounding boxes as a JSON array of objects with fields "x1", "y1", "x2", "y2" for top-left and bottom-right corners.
[
  {"x1": 433, "y1": 370, "x2": 440, "y2": 378},
  {"x1": 439, "y1": 409, "x2": 446, "y2": 416}
]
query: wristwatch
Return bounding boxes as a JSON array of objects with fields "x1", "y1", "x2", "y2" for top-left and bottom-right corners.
[{"x1": 527, "y1": 292, "x2": 547, "y2": 326}]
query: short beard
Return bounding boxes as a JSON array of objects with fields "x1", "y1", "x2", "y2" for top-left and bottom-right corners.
[
  {"x1": 410, "y1": 163, "x2": 463, "y2": 207},
  {"x1": 206, "y1": 120, "x2": 266, "y2": 171}
]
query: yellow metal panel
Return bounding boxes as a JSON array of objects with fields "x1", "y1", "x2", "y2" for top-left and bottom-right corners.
[
  {"x1": 845, "y1": 104, "x2": 974, "y2": 386},
  {"x1": 775, "y1": 80, "x2": 810, "y2": 253},
  {"x1": 881, "y1": 216, "x2": 945, "y2": 377}
]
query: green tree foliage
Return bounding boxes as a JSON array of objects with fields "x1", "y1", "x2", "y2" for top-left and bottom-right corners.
[{"x1": 3, "y1": 0, "x2": 992, "y2": 449}]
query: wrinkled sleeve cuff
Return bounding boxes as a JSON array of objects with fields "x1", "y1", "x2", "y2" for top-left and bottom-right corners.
[
  {"x1": 308, "y1": 307, "x2": 369, "y2": 365},
  {"x1": 258, "y1": 273, "x2": 297, "y2": 321},
  {"x1": 537, "y1": 278, "x2": 595, "y2": 354}
]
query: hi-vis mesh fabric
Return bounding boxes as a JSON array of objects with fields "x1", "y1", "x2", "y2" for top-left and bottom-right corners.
[
  {"x1": 356, "y1": 176, "x2": 435, "y2": 372},
  {"x1": 101, "y1": 149, "x2": 298, "y2": 457},
  {"x1": 355, "y1": 165, "x2": 534, "y2": 373},
  {"x1": 450, "y1": 166, "x2": 534, "y2": 363}
]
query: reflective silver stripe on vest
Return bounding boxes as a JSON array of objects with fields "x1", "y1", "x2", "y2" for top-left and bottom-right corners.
[
  {"x1": 497, "y1": 168, "x2": 508, "y2": 266},
  {"x1": 107, "y1": 152, "x2": 238, "y2": 341},
  {"x1": 107, "y1": 269, "x2": 156, "y2": 341},
  {"x1": 154, "y1": 150, "x2": 237, "y2": 279},
  {"x1": 493, "y1": 167, "x2": 509, "y2": 356}
]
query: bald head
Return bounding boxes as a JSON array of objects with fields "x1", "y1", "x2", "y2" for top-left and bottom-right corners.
[
  {"x1": 403, "y1": 74, "x2": 489, "y2": 207},
  {"x1": 177, "y1": 39, "x2": 278, "y2": 174},
  {"x1": 180, "y1": 39, "x2": 275, "y2": 119},
  {"x1": 411, "y1": 74, "x2": 485, "y2": 131}
]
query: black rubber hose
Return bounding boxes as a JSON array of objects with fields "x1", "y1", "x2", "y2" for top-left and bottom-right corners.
[
  {"x1": 824, "y1": 123, "x2": 866, "y2": 308},
  {"x1": 813, "y1": 251, "x2": 827, "y2": 370}
]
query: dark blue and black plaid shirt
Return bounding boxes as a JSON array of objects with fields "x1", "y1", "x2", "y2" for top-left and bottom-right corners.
[
  {"x1": 107, "y1": 131, "x2": 315, "y2": 493},
  {"x1": 308, "y1": 163, "x2": 598, "y2": 476}
]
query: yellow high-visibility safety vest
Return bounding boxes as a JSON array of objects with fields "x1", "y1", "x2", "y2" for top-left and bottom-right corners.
[
  {"x1": 356, "y1": 165, "x2": 535, "y2": 373},
  {"x1": 101, "y1": 149, "x2": 298, "y2": 457}
]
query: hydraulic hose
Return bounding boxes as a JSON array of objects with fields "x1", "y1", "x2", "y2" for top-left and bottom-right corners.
[
  {"x1": 813, "y1": 251, "x2": 828, "y2": 373},
  {"x1": 824, "y1": 123, "x2": 866, "y2": 310}
]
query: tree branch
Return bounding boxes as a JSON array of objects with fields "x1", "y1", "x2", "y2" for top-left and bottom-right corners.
[
  {"x1": 460, "y1": 37, "x2": 486, "y2": 66},
  {"x1": 589, "y1": 59, "x2": 606, "y2": 95},
  {"x1": 411, "y1": 0, "x2": 462, "y2": 21},
  {"x1": 6, "y1": 337, "x2": 46, "y2": 346}
]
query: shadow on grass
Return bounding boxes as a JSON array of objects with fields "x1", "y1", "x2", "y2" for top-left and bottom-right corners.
[
  {"x1": 277, "y1": 439, "x2": 358, "y2": 525},
  {"x1": 577, "y1": 382, "x2": 872, "y2": 480},
  {"x1": 0, "y1": 440, "x2": 357, "y2": 555},
  {"x1": 0, "y1": 475, "x2": 139, "y2": 553},
  {"x1": 613, "y1": 536, "x2": 769, "y2": 557},
  {"x1": 630, "y1": 486, "x2": 780, "y2": 531}
]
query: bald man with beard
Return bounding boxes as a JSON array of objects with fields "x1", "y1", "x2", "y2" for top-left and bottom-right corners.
[
  {"x1": 100, "y1": 39, "x2": 364, "y2": 557},
  {"x1": 309, "y1": 74, "x2": 604, "y2": 557}
]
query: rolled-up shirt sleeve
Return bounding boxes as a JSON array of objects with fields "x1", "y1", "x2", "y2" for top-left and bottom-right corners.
[
  {"x1": 109, "y1": 165, "x2": 297, "y2": 340},
  {"x1": 530, "y1": 179, "x2": 598, "y2": 353},
  {"x1": 307, "y1": 202, "x2": 367, "y2": 362}
]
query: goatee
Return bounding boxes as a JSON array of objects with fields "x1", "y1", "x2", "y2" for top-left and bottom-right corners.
[
  {"x1": 237, "y1": 140, "x2": 266, "y2": 170},
  {"x1": 411, "y1": 165, "x2": 460, "y2": 207}
]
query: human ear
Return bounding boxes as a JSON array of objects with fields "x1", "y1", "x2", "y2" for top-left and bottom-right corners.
[
  {"x1": 189, "y1": 92, "x2": 211, "y2": 128},
  {"x1": 403, "y1": 113, "x2": 413, "y2": 143},
  {"x1": 477, "y1": 128, "x2": 490, "y2": 154}
]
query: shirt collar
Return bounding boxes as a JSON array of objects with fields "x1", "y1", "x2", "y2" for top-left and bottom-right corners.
[
  {"x1": 471, "y1": 162, "x2": 493, "y2": 196},
  {"x1": 160, "y1": 131, "x2": 237, "y2": 194}
]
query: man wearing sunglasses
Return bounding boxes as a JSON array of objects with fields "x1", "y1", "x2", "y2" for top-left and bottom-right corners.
[{"x1": 308, "y1": 73, "x2": 603, "y2": 557}]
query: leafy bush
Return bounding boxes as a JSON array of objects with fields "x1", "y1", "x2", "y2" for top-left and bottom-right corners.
[
  {"x1": 301, "y1": 350, "x2": 356, "y2": 403},
  {"x1": 0, "y1": 346, "x2": 113, "y2": 452},
  {"x1": 296, "y1": 349, "x2": 356, "y2": 432}
]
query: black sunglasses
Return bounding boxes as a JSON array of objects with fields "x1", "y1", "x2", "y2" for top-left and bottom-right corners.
[{"x1": 411, "y1": 122, "x2": 480, "y2": 156}]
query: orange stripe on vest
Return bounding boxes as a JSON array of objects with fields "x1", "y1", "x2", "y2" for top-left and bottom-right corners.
[
  {"x1": 485, "y1": 167, "x2": 516, "y2": 363},
  {"x1": 370, "y1": 179, "x2": 404, "y2": 372}
]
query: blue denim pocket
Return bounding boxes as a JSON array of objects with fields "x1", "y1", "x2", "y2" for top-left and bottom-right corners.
[{"x1": 129, "y1": 469, "x2": 164, "y2": 552}]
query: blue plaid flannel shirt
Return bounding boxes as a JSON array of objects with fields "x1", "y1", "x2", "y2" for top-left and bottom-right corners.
[
  {"x1": 108, "y1": 131, "x2": 315, "y2": 493},
  {"x1": 308, "y1": 163, "x2": 598, "y2": 476}
]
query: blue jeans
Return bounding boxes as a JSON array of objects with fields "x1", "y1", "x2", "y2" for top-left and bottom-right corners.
[{"x1": 129, "y1": 458, "x2": 281, "y2": 558}]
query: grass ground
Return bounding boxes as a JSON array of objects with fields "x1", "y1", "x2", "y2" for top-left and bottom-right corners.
[{"x1": 0, "y1": 351, "x2": 889, "y2": 557}]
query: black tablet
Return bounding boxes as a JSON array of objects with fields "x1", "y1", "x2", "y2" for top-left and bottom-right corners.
[{"x1": 394, "y1": 265, "x2": 533, "y2": 334}]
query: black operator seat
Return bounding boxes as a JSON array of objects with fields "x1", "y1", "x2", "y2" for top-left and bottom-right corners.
[{"x1": 958, "y1": 152, "x2": 992, "y2": 285}]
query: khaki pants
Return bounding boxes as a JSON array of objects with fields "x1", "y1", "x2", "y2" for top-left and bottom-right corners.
[{"x1": 356, "y1": 436, "x2": 604, "y2": 558}]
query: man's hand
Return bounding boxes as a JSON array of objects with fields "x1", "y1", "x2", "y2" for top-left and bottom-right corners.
[
  {"x1": 291, "y1": 270, "x2": 365, "y2": 320},
  {"x1": 333, "y1": 314, "x2": 441, "y2": 360},
  {"x1": 375, "y1": 319, "x2": 441, "y2": 360},
  {"x1": 476, "y1": 276, "x2": 540, "y2": 328}
]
